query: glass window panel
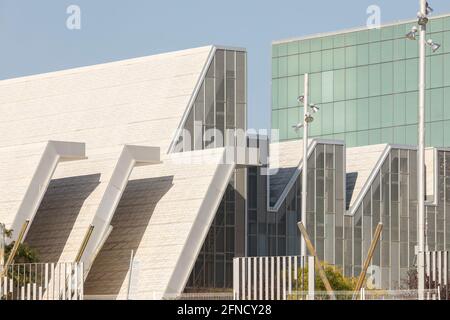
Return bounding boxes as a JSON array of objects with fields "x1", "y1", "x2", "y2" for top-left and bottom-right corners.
[
  {"x1": 357, "y1": 30, "x2": 369, "y2": 44},
  {"x1": 405, "y1": 92, "x2": 418, "y2": 125},
  {"x1": 334, "y1": 101, "x2": 345, "y2": 133},
  {"x1": 357, "y1": 44, "x2": 369, "y2": 65},
  {"x1": 277, "y1": 43, "x2": 288, "y2": 56},
  {"x1": 334, "y1": 69, "x2": 345, "y2": 101},
  {"x1": 381, "y1": 95, "x2": 394, "y2": 128},
  {"x1": 393, "y1": 60, "x2": 406, "y2": 93},
  {"x1": 405, "y1": 35, "x2": 419, "y2": 59},
  {"x1": 226, "y1": 102, "x2": 235, "y2": 130},
  {"x1": 430, "y1": 54, "x2": 443, "y2": 89},
  {"x1": 394, "y1": 127, "x2": 406, "y2": 145},
  {"x1": 205, "y1": 78, "x2": 215, "y2": 126},
  {"x1": 357, "y1": 66, "x2": 369, "y2": 98},
  {"x1": 346, "y1": 46, "x2": 357, "y2": 68},
  {"x1": 381, "y1": 26, "x2": 394, "y2": 40},
  {"x1": 357, "y1": 130, "x2": 369, "y2": 146},
  {"x1": 345, "y1": 100, "x2": 357, "y2": 132},
  {"x1": 287, "y1": 108, "x2": 300, "y2": 140},
  {"x1": 216, "y1": 102, "x2": 225, "y2": 147},
  {"x1": 406, "y1": 58, "x2": 419, "y2": 91},
  {"x1": 287, "y1": 76, "x2": 299, "y2": 107},
  {"x1": 369, "y1": 28, "x2": 381, "y2": 42},
  {"x1": 310, "y1": 73, "x2": 322, "y2": 103},
  {"x1": 333, "y1": 47, "x2": 345, "y2": 69},
  {"x1": 381, "y1": 62, "x2": 393, "y2": 95},
  {"x1": 334, "y1": 34, "x2": 345, "y2": 48},
  {"x1": 430, "y1": 121, "x2": 444, "y2": 147},
  {"x1": 393, "y1": 39, "x2": 406, "y2": 60},
  {"x1": 345, "y1": 32, "x2": 357, "y2": 46},
  {"x1": 226, "y1": 77, "x2": 235, "y2": 103},
  {"x1": 369, "y1": 42, "x2": 381, "y2": 64},
  {"x1": 393, "y1": 94, "x2": 406, "y2": 126},
  {"x1": 381, "y1": 127, "x2": 393, "y2": 144},
  {"x1": 310, "y1": 51, "x2": 322, "y2": 73},
  {"x1": 430, "y1": 88, "x2": 444, "y2": 122},
  {"x1": 299, "y1": 53, "x2": 310, "y2": 74},
  {"x1": 236, "y1": 52, "x2": 246, "y2": 104},
  {"x1": 369, "y1": 64, "x2": 381, "y2": 96},
  {"x1": 299, "y1": 39, "x2": 310, "y2": 53},
  {"x1": 278, "y1": 78, "x2": 288, "y2": 108},
  {"x1": 322, "y1": 103, "x2": 334, "y2": 135},
  {"x1": 381, "y1": 40, "x2": 393, "y2": 62},
  {"x1": 272, "y1": 78, "x2": 279, "y2": 110},
  {"x1": 288, "y1": 54, "x2": 299, "y2": 77},
  {"x1": 357, "y1": 98, "x2": 369, "y2": 131},
  {"x1": 369, "y1": 97, "x2": 381, "y2": 129},
  {"x1": 346, "y1": 68, "x2": 357, "y2": 100},
  {"x1": 310, "y1": 106, "x2": 322, "y2": 136},
  {"x1": 310, "y1": 38, "x2": 322, "y2": 51},
  {"x1": 226, "y1": 51, "x2": 235, "y2": 78},
  {"x1": 288, "y1": 41, "x2": 299, "y2": 55},
  {"x1": 278, "y1": 56, "x2": 288, "y2": 78},
  {"x1": 322, "y1": 50, "x2": 333, "y2": 71},
  {"x1": 322, "y1": 71, "x2": 334, "y2": 103}
]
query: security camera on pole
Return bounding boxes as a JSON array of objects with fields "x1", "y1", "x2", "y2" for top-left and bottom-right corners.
[
  {"x1": 292, "y1": 74, "x2": 320, "y2": 261},
  {"x1": 405, "y1": 0, "x2": 441, "y2": 300}
]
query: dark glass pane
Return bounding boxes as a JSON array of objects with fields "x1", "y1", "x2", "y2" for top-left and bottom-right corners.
[
  {"x1": 226, "y1": 50, "x2": 235, "y2": 78},
  {"x1": 236, "y1": 51, "x2": 246, "y2": 103}
]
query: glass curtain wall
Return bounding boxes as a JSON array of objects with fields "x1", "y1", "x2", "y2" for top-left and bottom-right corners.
[
  {"x1": 272, "y1": 15, "x2": 450, "y2": 148},
  {"x1": 185, "y1": 180, "x2": 236, "y2": 292},
  {"x1": 247, "y1": 143, "x2": 345, "y2": 268},
  {"x1": 425, "y1": 150, "x2": 450, "y2": 254},
  {"x1": 183, "y1": 49, "x2": 247, "y2": 293},
  {"x1": 344, "y1": 148, "x2": 418, "y2": 289},
  {"x1": 176, "y1": 49, "x2": 246, "y2": 152}
]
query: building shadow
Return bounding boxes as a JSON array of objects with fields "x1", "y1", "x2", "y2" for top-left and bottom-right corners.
[
  {"x1": 84, "y1": 175, "x2": 174, "y2": 297},
  {"x1": 25, "y1": 174, "x2": 101, "y2": 262}
]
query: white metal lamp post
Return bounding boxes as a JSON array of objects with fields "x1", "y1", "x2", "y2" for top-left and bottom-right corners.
[
  {"x1": 292, "y1": 73, "x2": 320, "y2": 260},
  {"x1": 405, "y1": 0, "x2": 440, "y2": 300}
]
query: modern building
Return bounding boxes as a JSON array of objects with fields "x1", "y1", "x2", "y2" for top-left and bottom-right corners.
[
  {"x1": 271, "y1": 13, "x2": 450, "y2": 148},
  {"x1": 253, "y1": 13, "x2": 450, "y2": 290},
  {"x1": 2, "y1": 13, "x2": 450, "y2": 300},
  {"x1": 0, "y1": 45, "x2": 257, "y2": 299}
]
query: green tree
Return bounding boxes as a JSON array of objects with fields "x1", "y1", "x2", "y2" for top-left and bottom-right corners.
[
  {"x1": 3, "y1": 228, "x2": 39, "y2": 264},
  {"x1": 296, "y1": 263, "x2": 356, "y2": 291}
]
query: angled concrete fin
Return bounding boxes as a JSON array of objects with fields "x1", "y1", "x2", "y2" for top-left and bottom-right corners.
[
  {"x1": 79, "y1": 145, "x2": 160, "y2": 277},
  {"x1": 10, "y1": 141, "x2": 86, "y2": 243}
]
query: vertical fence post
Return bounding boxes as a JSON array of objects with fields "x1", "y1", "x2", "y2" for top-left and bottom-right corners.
[
  {"x1": 241, "y1": 258, "x2": 245, "y2": 300},
  {"x1": 259, "y1": 258, "x2": 263, "y2": 300},
  {"x1": 265, "y1": 257, "x2": 269, "y2": 300},
  {"x1": 308, "y1": 256, "x2": 315, "y2": 300}
]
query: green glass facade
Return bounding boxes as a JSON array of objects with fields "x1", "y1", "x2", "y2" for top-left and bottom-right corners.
[{"x1": 272, "y1": 14, "x2": 450, "y2": 148}]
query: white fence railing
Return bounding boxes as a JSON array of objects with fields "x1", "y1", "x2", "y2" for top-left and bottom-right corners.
[
  {"x1": 0, "y1": 262, "x2": 84, "y2": 300},
  {"x1": 233, "y1": 256, "x2": 314, "y2": 300}
]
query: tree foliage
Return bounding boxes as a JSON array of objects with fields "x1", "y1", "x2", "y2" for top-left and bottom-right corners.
[
  {"x1": 3, "y1": 228, "x2": 39, "y2": 264},
  {"x1": 297, "y1": 263, "x2": 357, "y2": 291}
]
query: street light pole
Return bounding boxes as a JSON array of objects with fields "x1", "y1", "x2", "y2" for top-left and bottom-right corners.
[
  {"x1": 301, "y1": 73, "x2": 309, "y2": 260},
  {"x1": 417, "y1": 0, "x2": 427, "y2": 301}
]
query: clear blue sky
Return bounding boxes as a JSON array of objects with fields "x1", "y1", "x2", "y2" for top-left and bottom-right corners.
[{"x1": 2, "y1": 0, "x2": 450, "y2": 129}]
